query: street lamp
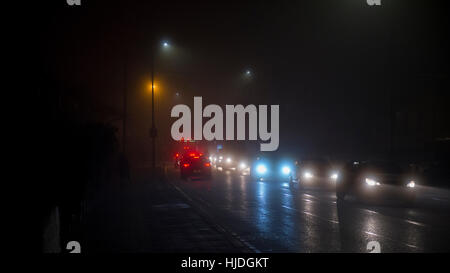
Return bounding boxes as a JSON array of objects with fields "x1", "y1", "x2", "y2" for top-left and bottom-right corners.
[{"x1": 150, "y1": 40, "x2": 170, "y2": 175}]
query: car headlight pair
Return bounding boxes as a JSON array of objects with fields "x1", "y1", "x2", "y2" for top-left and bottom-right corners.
[
  {"x1": 365, "y1": 178, "x2": 381, "y2": 187},
  {"x1": 330, "y1": 173, "x2": 339, "y2": 180}
]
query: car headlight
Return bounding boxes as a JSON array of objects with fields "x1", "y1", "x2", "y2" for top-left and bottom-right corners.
[
  {"x1": 365, "y1": 178, "x2": 380, "y2": 186},
  {"x1": 407, "y1": 181, "x2": 415, "y2": 188},
  {"x1": 226, "y1": 157, "x2": 232, "y2": 164},
  {"x1": 303, "y1": 171, "x2": 313, "y2": 179},
  {"x1": 330, "y1": 173, "x2": 338, "y2": 180},
  {"x1": 239, "y1": 162, "x2": 247, "y2": 170},
  {"x1": 282, "y1": 166, "x2": 291, "y2": 175},
  {"x1": 256, "y1": 164, "x2": 267, "y2": 175}
]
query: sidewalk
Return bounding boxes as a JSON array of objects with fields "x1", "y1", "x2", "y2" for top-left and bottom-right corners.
[{"x1": 83, "y1": 167, "x2": 249, "y2": 253}]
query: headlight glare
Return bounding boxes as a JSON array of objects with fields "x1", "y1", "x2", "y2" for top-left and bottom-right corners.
[
  {"x1": 256, "y1": 164, "x2": 267, "y2": 175},
  {"x1": 365, "y1": 178, "x2": 380, "y2": 186},
  {"x1": 282, "y1": 166, "x2": 291, "y2": 175}
]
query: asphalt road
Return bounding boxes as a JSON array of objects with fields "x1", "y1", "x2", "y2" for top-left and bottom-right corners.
[{"x1": 169, "y1": 167, "x2": 450, "y2": 253}]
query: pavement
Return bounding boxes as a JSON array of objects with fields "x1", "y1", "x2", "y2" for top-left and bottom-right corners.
[{"x1": 82, "y1": 167, "x2": 252, "y2": 253}]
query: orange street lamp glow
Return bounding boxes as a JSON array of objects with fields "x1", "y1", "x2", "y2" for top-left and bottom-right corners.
[{"x1": 148, "y1": 83, "x2": 157, "y2": 92}]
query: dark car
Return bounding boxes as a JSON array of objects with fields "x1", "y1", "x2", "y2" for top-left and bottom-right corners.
[
  {"x1": 291, "y1": 158, "x2": 340, "y2": 187},
  {"x1": 336, "y1": 160, "x2": 417, "y2": 203},
  {"x1": 180, "y1": 151, "x2": 212, "y2": 179}
]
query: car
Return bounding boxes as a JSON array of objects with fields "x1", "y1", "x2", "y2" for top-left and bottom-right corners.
[
  {"x1": 180, "y1": 151, "x2": 212, "y2": 179},
  {"x1": 251, "y1": 155, "x2": 295, "y2": 181},
  {"x1": 213, "y1": 153, "x2": 237, "y2": 170},
  {"x1": 291, "y1": 158, "x2": 340, "y2": 187},
  {"x1": 336, "y1": 160, "x2": 417, "y2": 204}
]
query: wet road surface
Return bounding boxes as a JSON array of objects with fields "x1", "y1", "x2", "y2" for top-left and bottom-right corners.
[{"x1": 170, "y1": 168, "x2": 450, "y2": 252}]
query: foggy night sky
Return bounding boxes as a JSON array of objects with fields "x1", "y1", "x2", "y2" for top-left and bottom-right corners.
[{"x1": 35, "y1": 0, "x2": 449, "y2": 160}]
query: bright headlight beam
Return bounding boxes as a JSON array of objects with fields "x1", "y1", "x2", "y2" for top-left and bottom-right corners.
[
  {"x1": 282, "y1": 166, "x2": 291, "y2": 175},
  {"x1": 365, "y1": 178, "x2": 380, "y2": 186},
  {"x1": 239, "y1": 162, "x2": 247, "y2": 169},
  {"x1": 226, "y1": 158, "x2": 232, "y2": 163},
  {"x1": 256, "y1": 164, "x2": 267, "y2": 174},
  {"x1": 303, "y1": 172, "x2": 313, "y2": 179},
  {"x1": 330, "y1": 173, "x2": 338, "y2": 180},
  {"x1": 407, "y1": 181, "x2": 415, "y2": 188}
]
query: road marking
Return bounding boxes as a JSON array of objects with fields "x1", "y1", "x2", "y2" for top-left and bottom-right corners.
[
  {"x1": 364, "y1": 231, "x2": 420, "y2": 250},
  {"x1": 282, "y1": 205, "x2": 339, "y2": 224},
  {"x1": 363, "y1": 209, "x2": 428, "y2": 228},
  {"x1": 404, "y1": 219, "x2": 427, "y2": 227}
]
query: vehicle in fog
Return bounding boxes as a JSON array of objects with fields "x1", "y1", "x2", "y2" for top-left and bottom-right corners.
[
  {"x1": 180, "y1": 151, "x2": 212, "y2": 179},
  {"x1": 336, "y1": 160, "x2": 417, "y2": 203},
  {"x1": 216, "y1": 154, "x2": 238, "y2": 171},
  {"x1": 291, "y1": 158, "x2": 340, "y2": 186},
  {"x1": 251, "y1": 155, "x2": 295, "y2": 181}
]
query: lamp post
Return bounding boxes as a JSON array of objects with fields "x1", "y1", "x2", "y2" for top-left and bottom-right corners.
[
  {"x1": 149, "y1": 40, "x2": 170, "y2": 176},
  {"x1": 150, "y1": 47, "x2": 157, "y2": 176}
]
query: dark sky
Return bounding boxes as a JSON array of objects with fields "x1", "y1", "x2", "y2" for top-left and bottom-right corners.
[{"x1": 36, "y1": 0, "x2": 449, "y2": 161}]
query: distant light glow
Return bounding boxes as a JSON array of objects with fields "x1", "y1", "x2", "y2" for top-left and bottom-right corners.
[
  {"x1": 303, "y1": 172, "x2": 313, "y2": 179},
  {"x1": 240, "y1": 162, "x2": 247, "y2": 170},
  {"x1": 256, "y1": 164, "x2": 267, "y2": 175},
  {"x1": 226, "y1": 157, "x2": 232, "y2": 163},
  {"x1": 282, "y1": 166, "x2": 291, "y2": 175},
  {"x1": 365, "y1": 178, "x2": 380, "y2": 187},
  {"x1": 407, "y1": 181, "x2": 415, "y2": 188},
  {"x1": 330, "y1": 173, "x2": 338, "y2": 180}
]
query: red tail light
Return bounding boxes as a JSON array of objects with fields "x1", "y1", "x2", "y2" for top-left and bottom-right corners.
[
  {"x1": 183, "y1": 163, "x2": 190, "y2": 168},
  {"x1": 189, "y1": 153, "x2": 196, "y2": 157},
  {"x1": 204, "y1": 163, "x2": 211, "y2": 167}
]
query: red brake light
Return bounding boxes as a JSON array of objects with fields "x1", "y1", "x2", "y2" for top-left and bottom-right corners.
[
  {"x1": 183, "y1": 163, "x2": 190, "y2": 168},
  {"x1": 204, "y1": 163, "x2": 211, "y2": 167}
]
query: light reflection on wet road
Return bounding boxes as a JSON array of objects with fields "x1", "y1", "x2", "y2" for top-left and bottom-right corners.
[{"x1": 171, "y1": 169, "x2": 450, "y2": 252}]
